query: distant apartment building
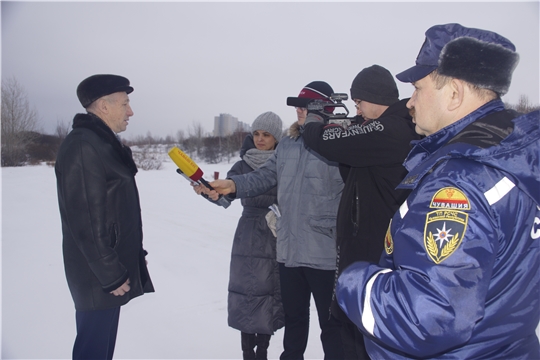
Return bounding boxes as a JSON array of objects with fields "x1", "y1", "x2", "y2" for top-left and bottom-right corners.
[{"x1": 213, "y1": 113, "x2": 250, "y2": 137}]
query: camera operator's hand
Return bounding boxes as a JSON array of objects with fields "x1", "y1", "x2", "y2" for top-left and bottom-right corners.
[{"x1": 305, "y1": 110, "x2": 329, "y2": 125}]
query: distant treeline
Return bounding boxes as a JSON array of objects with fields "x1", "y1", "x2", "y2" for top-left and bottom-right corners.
[{"x1": 1, "y1": 77, "x2": 538, "y2": 168}]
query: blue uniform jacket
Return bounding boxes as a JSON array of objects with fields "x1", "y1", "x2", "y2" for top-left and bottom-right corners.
[{"x1": 336, "y1": 100, "x2": 540, "y2": 359}]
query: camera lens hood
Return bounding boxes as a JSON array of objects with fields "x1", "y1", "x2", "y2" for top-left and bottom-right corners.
[{"x1": 286, "y1": 97, "x2": 311, "y2": 108}]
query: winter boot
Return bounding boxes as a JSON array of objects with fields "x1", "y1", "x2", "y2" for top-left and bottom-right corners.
[
  {"x1": 241, "y1": 332, "x2": 257, "y2": 360},
  {"x1": 255, "y1": 334, "x2": 271, "y2": 360}
]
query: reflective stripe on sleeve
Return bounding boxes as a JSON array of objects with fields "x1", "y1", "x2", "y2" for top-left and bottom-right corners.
[
  {"x1": 484, "y1": 177, "x2": 515, "y2": 206},
  {"x1": 362, "y1": 269, "x2": 392, "y2": 336},
  {"x1": 399, "y1": 200, "x2": 409, "y2": 219}
]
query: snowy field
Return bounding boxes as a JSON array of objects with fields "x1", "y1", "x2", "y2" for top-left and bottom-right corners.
[
  {"x1": 1, "y1": 157, "x2": 325, "y2": 359},
  {"x1": 3, "y1": 155, "x2": 538, "y2": 359}
]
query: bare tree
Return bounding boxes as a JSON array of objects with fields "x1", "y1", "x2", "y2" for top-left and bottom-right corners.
[
  {"x1": 176, "y1": 129, "x2": 185, "y2": 145},
  {"x1": 55, "y1": 118, "x2": 72, "y2": 141},
  {"x1": 1, "y1": 77, "x2": 40, "y2": 166},
  {"x1": 143, "y1": 131, "x2": 156, "y2": 144},
  {"x1": 222, "y1": 131, "x2": 248, "y2": 163},
  {"x1": 164, "y1": 134, "x2": 175, "y2": 144},
  {"x1": 202, "y1": 136, "x2": 221, "y2": 164},
  {"x1": 505, "y1": 94, "x2": 540, "y2": 114},
  {"x1": 188, "y1": 121, "x2": 205, "y2": 158}
]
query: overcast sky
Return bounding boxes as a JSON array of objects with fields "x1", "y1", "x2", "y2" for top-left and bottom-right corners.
[{"x1": 2, "y1": 1, "x2": 539, "y2": 139}]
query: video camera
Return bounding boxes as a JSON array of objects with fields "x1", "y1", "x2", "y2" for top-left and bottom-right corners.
[{"x1": 287, "y1": 93, "x2": 356, "y2": 128}]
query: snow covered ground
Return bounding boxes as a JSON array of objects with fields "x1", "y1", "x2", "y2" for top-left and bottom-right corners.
[
  {"x1": 4, "y1": 155, "x2": 538, "y2": 359},
  {"x1": 1, "y1": 158, "x2": 324, "y2": 359}
]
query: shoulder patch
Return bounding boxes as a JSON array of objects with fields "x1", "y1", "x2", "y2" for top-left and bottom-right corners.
[
  {"x1": 430, "y1": 187, "x2": 471, "y2": 210},
  {"x1": 424, "y1": 210, "x2": 468, "y2": 264},
  {"x1": 385, "y1": 220, "x2": 393, "y2": 255}
]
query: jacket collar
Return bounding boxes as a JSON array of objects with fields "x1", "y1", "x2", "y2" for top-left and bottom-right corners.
[
  {"x1": 72, "y1": 112, "x2": 138, "y2": 175},
  {"x1": 400, "y1": 99, "x2": 505, "y2": 188},
  {"x1": 381, "y1": 98, "x2": 411, "y2": 119}
]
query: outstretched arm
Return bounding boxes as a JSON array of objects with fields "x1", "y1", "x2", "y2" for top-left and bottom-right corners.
[{"x1": 209, "y1": 179, "x2": 236, "y2": 195}]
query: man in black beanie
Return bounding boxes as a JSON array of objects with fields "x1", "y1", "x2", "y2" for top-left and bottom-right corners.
[
  {"x1": 56, "y1": 74, "x2": 154, "y2": 359},
  {"x1": 350, "y1": 64, "x2": 400, "y2": 120},
  {"x1": 302, "y1": 64, "x2": 422, "y2": 359},
  {"x1": 336, "y1": 23, "x2": 539, "y2": 359}
]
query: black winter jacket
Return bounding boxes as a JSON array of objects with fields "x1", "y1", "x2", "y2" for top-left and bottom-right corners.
[
  {"x1": 302, "y1": 99, "x2": 421, "y2": 320},
  {"x1": 55, "y1": 113, "x2": 154, "y2": 311}
]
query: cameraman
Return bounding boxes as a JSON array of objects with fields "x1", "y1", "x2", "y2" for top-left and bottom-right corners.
[{"x1": 301, "y1": 65, "x2": 421, "y2": 359}]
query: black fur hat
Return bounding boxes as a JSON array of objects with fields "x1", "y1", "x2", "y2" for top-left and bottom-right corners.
[
  {"x1": 396, "y1": 23, "x2": 519, "y2": 96},
  {"x1": 77, "y1": 74, "x2": 134, "y2": 108},
  {"x1": 438, "y1": 36, "x2": 519, "y2": 96}
]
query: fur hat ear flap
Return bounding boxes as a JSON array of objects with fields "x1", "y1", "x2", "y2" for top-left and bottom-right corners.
[{"x1": 438, "y1": 36, "x2": 520, "y2": 96}]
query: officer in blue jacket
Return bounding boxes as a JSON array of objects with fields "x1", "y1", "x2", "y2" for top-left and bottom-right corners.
[{"x1": 336, "y1": 23, "x2": 540, "y2": 359}]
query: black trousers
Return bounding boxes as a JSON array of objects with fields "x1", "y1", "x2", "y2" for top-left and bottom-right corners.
[
  {"x1": 279, "y1": 264, "x2": 344, "y2": 360},
  {"x1": 73, "y1": 307, "x2": 120, "y2": 360}
]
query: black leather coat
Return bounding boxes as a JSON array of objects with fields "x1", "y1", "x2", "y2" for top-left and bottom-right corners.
[{"x1": 55, "y1": 113, "x2": 154, "y2": 311}]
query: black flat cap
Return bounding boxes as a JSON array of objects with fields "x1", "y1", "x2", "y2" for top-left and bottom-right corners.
[{"x1": 76, "y1": 74, "x2": 134, "y2": 108}]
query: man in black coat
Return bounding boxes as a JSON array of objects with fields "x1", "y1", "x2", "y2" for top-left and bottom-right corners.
[
  {"x1": 55, "y1": 74, "x2": 154, "y2": 360},
  {"x1": 302, "y1": 65, "x2": 422, "y2": 359}
]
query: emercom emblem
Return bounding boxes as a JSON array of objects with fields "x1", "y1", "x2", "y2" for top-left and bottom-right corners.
[{"x1": 424, "y1": 210, "x2": 468, "y2": 264}]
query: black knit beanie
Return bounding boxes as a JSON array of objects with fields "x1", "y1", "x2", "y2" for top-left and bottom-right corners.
[{"x1": 350, "y1": 65, "x2": 399, "y2": 106}]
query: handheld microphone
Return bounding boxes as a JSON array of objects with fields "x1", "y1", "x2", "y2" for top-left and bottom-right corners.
[{"x1": 168, "y1": 147, "x2": 230, "y2": 208}]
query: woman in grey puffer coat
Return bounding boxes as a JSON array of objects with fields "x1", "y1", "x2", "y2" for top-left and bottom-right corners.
[{"x1": 225, "y1": 112, "x2": 285, "y2": 360}]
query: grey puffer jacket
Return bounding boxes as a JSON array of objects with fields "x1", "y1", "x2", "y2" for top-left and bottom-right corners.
[
  {"x1": 226, "y1": 135, "x2": 284, "y2": 334},
  {"x1": 230, "y1": 122, "x2": 343, "y2": 270}
]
